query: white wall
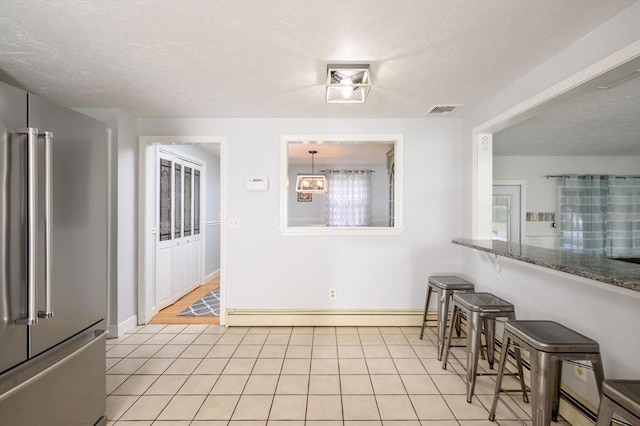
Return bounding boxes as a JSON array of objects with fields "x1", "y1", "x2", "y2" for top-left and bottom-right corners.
[
  {"x1": 461, "y1": 3, "x2": 640, "y2": 408},
  {"x1": 494, "y1": 155, "x2": 640, "y2": 248},
  {"x1": 138, "y1": 118, "x2": 463, "y2": 311},
  {"x1": 116, "y1": 111, "x2": 138, "y2": 327}
]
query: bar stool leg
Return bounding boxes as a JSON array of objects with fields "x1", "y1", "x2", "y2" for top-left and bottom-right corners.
[
  {"x1": 514, "y1": 346, "x2": 529, "y2": 403},
  {"x1": 503, "y1": 313, "x2": 528, "y2": 403},
  {"x1": 485, "y1": 318, "x2": 496, "y2": 369},
  {"x1": 466, "y1": 310, "x2": 483, "y2": 403},
  {"x1": 437, "y1": 289, "x2": 451, "y2": 360},
  {"x1": 489, "y1": 330, "x2": 511, "y2": 422},
  {"x1": 595, "y1": 395, "x2": 616, "y2": 426},
  {"x1": 442, "y1": 305, "x2": 459, "y2": 370},
  {"x1": 591, "y1": 354, "x2": 606, "y2": 398},
  {"x1": 455, "y1": 308, "x2": 462, "y2": 337},
  {"x1": 552, "y1": 360, "x2": 563, "y2": 422},
  {"x1": 419, "y1": 285, "x2": 432, "y2": 340},
  {"x1": 530, "y1": 351, "x2": 556, "y2": 426}
]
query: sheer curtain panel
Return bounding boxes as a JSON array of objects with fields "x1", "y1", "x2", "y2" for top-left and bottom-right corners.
[{"x1": 325, "y1": 170, "x2": 371, "y2": 227}]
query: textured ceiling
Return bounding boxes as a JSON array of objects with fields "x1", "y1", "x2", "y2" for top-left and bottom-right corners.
[
  {"x1": 494, "y1": 59, "x2": 640, "y2": 157},
  {"x1": 0, "y1": 0, "x2": 635, "y2": 119},
  {"x1": 288, "y1": 142, "x2": 394, "y2": 166}
]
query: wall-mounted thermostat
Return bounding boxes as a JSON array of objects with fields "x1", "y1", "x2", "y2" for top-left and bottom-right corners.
[{"x1": 247, "y1": 177, "x2": 269, "y2": 191}]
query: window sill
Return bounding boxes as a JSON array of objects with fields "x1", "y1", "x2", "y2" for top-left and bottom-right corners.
[{"x1": 280, "y1": 226, "x2": 405, "y2": 236}]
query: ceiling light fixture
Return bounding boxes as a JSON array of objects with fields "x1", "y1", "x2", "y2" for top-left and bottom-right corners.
[
  {"x1": 326, "y1": 64, "x2": 371, "y2": 103},
  {"x1": 296, "y1": 150, "x2": 327, "y2": 193}
]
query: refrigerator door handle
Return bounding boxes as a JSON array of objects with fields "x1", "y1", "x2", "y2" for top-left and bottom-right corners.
[
  {"x1": 38, "y1": 131, "x2": 54, "y2": 319},
  {"x1": 15, "y1": 127, "x2": 39, "y2": 326}
]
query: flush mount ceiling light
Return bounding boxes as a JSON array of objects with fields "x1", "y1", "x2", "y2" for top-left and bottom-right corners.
[
  {"x1": 326, "y1": 64, "x2": 371, "y2": 103},
  {"x1": 296, "y1": 150, "x2": 327, "y2": 193}
]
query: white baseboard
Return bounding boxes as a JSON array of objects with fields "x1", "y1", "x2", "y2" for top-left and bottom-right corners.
[
  {"x1": 204, "y1": 269, "x2": 220, "y2": 284},
  {"x1": 107, "y1": 314, "x2": 138, "y2": 338},
  {"x1": 226, "y1": 309, "x2": 424, "y2": 327}
]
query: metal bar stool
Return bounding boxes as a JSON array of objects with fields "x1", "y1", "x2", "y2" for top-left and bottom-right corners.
[
  {"x1": 442, "y1": 292, "x2": 527, "y2": 403},
  {"x1": 419, "y1": 275, "x2": 474, "y2": 361},
  {"x1": 596, "y1": 380, "x2": 640, "y2": 426},
  {"x1": 489, "y1": 320, "x2": 606, "y2": 426}
]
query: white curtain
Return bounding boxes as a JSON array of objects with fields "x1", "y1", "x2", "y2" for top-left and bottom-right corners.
[{"x1": 325, "y1": 170, "x2": 371, "y2": 226}]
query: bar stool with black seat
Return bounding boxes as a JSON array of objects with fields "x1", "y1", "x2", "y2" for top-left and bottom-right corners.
[
  {"x1": 489, "y1": 320, "x2": 606, "y2": 426},
  {"x1": 596, "y1": 380, "x2": 640, "y2": 426},
  {"x1": 419, "y1": 275, "x2": 475, "y2": 361},
  {"x1": 442, "y1": 292, "x2": 527, "y2": 403}
]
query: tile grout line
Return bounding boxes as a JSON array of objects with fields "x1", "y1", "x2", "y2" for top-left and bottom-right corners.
[
  {"x1": 105, "y1": 324, "x2": 554, "y2": 425},
  {"x1": 173, "y1": 325, "x2": 225, "y2": 423},
  {"x1": 110, "y1": 324, "x2": 219, "y2": 422},
  {"x1": 137, "y1": 324, "x2": 206, "y2": 423}
]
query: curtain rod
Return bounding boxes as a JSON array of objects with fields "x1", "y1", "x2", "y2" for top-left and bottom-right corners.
[
  {"x1": 319, "y1": 169, "x2": 375, "y2": 173},
  {"x1": 545, "y1": 174, "x2": 640, "y2": 179}
]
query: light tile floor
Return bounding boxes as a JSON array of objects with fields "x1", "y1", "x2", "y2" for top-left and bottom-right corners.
[{"x1": 106, "y1": 324, "x2": 573, "y2": 426}]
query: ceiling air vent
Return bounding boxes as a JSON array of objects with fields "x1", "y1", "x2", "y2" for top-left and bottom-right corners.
[{"x1": 426, "y1": 105, "x2": 462, "y2": 115}]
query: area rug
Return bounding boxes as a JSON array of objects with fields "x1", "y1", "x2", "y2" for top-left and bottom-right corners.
[{"x1": 178, "y1": 287, "x2": 220, "y2": 316}]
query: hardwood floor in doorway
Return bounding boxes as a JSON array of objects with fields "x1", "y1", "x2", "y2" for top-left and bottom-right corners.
[{"x1": 148, "y1": 277, "x2": 220, "y2": 325}]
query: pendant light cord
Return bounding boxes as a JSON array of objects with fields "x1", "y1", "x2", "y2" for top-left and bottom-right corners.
[{"x1": 309, "y1": 150, "x2": 317, "y2": 173}]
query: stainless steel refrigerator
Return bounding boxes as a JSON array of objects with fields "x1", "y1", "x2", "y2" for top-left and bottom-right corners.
[{"x1": 0, "y1": 80, "x2": 108, "y2": 425}]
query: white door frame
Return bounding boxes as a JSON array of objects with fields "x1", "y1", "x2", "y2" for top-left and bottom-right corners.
[
  {"x1": 138, "y1": 135, "x2": 227, "y2": 325},
  {"x1": 493, "y1": 180, "x2": 527, "y2": 244}
]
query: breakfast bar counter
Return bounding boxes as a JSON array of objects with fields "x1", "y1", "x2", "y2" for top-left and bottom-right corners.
[{"x1": 452, "y1": 238, "x2": 640, "y2": 292}]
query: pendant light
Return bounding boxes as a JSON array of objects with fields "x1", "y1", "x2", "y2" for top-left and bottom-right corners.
[{"x1": 295, "y1": 150, "x2": 327, "y2": 193}]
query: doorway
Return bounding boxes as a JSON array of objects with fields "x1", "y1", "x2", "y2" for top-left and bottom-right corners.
[
  {"x1": 492, "y1": 183, "x2": 524, "y2": 244},
  {"x1": 138, "y1": 136, "x2": 226, "y2": 325},
  {"x1": 156, "y1": 148, "x2": 205, "y2": 310}
]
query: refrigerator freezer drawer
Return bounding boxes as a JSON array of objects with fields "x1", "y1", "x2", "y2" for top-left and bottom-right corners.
[{"x1": 0, "y1": 329, "x2": 106, "y2": 426}]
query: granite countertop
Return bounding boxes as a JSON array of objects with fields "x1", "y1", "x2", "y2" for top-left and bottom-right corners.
[{"x1": 452, "y1": 238, "x2": 640, "y2": 292}]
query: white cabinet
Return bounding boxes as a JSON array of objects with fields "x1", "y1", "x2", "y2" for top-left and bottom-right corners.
[{"x1": 155, "y1": 150, "x2": 203, "y2": 310}]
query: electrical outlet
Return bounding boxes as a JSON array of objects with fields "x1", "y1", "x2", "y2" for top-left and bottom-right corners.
[
  {"x1": 574, "y1": 364, "x2": 587, "y2": 382},
  {"x1": 530, "y1": 236, "x2": 542, "y2": 245},
  {"x1": 229, "y1": 218, "x2": 241, "y2": 229},
  {"x1": 329, "y1": 288, "x2": 336, "y2": 299}
]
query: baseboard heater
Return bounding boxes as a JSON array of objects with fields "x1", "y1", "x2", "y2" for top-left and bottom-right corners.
[{"x1": 226, "y1": 309, "x2": 424, "y2": 327}]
